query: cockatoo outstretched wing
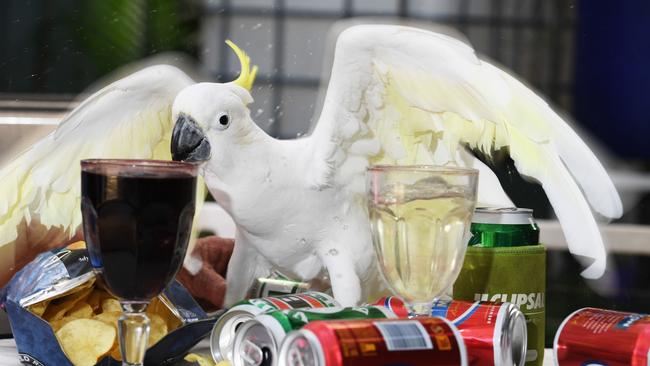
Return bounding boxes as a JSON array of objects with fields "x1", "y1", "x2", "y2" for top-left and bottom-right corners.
[
  {"x1": 0, "y1": 65, "x2": 194, "y2": 285},
  {"x1": 308, "y1": 25, "x2": 622, "y2": 279}
]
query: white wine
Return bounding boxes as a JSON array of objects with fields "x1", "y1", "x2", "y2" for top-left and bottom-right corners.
[{"x1": 369, "y1": 194, "x2": 474, "y2": 304}]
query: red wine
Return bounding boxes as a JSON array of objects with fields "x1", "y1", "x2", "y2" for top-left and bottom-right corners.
[{"x1": 82, "y1": 170, "x2": 196, "y2": 301}]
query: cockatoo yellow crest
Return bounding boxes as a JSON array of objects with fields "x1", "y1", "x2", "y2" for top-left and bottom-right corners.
[{"x1": 226, "y1": 40, "x2": 258, "y2": 92}]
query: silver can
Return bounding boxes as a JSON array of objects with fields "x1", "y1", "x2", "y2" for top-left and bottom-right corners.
[
  {"x1": 232, "y1": 319, "x2": 280, "y2": 366},
  {"x1": 232, "y1": 306, "x2": 396, "y2": 366},
  {"x1": 210, "y1": 291, "x2": 338, "y2": 362},
  {"x1": 247, "y1": 271, "x2": 332, "y2": 301}
]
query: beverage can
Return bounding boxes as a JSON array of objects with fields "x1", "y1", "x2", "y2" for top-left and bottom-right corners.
[
  {"x1": 432, "y1": 299, "x2": 527, "y2": 366},
  {"x1": 554, "y1": 307, "x2": 650, "y2": 365},
  {"x1": 469, "y1": 207, "x2": 539, "y2": 247},
  {"x1": 456, "y1": 206, "x2": 545, "y2": 365},
  {"x1": 278, "y1": 317, "x2": 468, "y2": 366},
  {"x1": 210, "y1": 291, "x2": 338, "y2": 362},
  {"x1": 232, "y1": 306, "x2": 396, "y2": 366},
  {"x1": 370, "y1": 296, "x2": 411, "y2": 318},
  {"x1": 247, "y1": 271, "x2": 311, "y2": 299}
]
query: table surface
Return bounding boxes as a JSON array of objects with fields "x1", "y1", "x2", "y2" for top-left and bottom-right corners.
[{"x1": 0, "y1": 338, "x2": 556, "y2": 365}]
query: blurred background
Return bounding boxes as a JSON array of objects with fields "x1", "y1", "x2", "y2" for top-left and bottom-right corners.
[{"x1": 0, "y1": 0, "x2": 649, "y2": 346}]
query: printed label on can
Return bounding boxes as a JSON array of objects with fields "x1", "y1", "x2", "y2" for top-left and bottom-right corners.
[
  {"x1": 374, "y1": 321, "x2": 434, "y2": 351},
  {"x1": 555, "y1": 308, "x2": 650, "y2": 366},
  {"x1": 454, "y1": 244, "x2": 546, "y2": 365},
  {"x1": 371, "y1": 296, "x2": 410, "y2": 318},
  {"x1": 266, "y1": 306, "x2": 395, "y2": 334},
  {"x1": 248, "y1": 292, "x2": 337, "y2": 313},
  {"x1": 305, "y1": 317, "x2": 466, "y2": 365},
  {"x1": 432, "y1": 300, "x2": 503, "y2": 365}
]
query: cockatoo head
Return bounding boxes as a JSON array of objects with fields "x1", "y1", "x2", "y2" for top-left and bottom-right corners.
[{"x1": 171, "y1": 41, "x2": 258, "y2": 165}]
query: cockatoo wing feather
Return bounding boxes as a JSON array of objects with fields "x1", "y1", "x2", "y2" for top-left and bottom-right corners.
[
  {"x1": 308, "y1": 24, "x2": 621, "y2": 278},
  {"x1": 0, "y1": 65, "x2": 193, "y2": 282}
]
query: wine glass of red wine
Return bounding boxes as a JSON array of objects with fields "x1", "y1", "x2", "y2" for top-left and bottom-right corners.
[{"x1": 81, "y1": 159, "x2": 198, "y2": 366}]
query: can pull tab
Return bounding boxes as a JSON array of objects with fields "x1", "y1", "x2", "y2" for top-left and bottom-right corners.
[
  {"x1": 287, "y1": 346, "x2": 307, "y2": 366},
  {"x1": 240, "y1": 339, "x2": 264, "y2": 365}
]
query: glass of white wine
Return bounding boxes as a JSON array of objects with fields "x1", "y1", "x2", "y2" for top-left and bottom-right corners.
[{"x1": 367, "y1": 165, "x2": 478, "y2": 317}]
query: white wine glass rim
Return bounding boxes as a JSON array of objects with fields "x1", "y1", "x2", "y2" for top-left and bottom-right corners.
[{"x1": 368, "y1": 164, "x2": 479, "y2": 175}]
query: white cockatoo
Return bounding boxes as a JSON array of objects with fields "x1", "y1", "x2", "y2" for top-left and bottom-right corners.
[
  {"x1": 170, "y1": 25, "x2": 622, "y2": 306},
  {"x1": 0, "y1": 42, "x2": 257, "y2": 287}
]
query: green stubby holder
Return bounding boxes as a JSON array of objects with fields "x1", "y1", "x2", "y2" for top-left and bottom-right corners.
[{"x1": 453, "y1": 245, "x2": 546, "y2": 366}]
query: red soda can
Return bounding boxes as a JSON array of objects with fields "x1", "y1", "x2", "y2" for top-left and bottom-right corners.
[
  {"x1": 278, "y1": 317, "x2": 468, "y2": 366},
  {"x1": 432, "y1": 299, "x2": 527, "y2": 366},
  {"x1": 371, "y1": 296, "x2": 411, "y2": 318},
  {"x1": 554, "y1": 307, "x2": 650, "y2": 365},
  {"x1": 372, "y1": 296, "x2": 527, "y2": 366}
]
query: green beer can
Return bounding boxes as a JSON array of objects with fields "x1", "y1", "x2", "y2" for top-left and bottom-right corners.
[
  {"x1": 469, "y1": 207, "x2": 539, "y2": 247},
  {"x1": 231, "y1": 306, "x2": 396, "y2": 366},
  {"x1": 454, "y1": 207, "x2": 546, "y2": 366}
]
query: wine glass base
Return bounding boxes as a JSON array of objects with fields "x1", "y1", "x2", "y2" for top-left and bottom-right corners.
[{"x1": 410, "y1": 301, "x2": 434, "y2": 318}]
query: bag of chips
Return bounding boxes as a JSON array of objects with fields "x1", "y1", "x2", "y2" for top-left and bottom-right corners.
[{"x1": 1, "y1": 245, "x2": 218, "y2": 366}]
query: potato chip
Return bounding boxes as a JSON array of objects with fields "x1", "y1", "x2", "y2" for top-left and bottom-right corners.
[
  {"x1": 49, "y1": 302, "x2": 95, "y2": 332},
  {"x1": 67, "y1": 302, "x2": 93, "y2": 319},
  {"x1": 101, "y1": 298, "x2": 122, "y2": 313},
  {"x1": 184, "y1": 352, "x2": 218, "y2": 366},
  {"x1": 93, "y1": 311, "x2": 121, "y2": 328},
  {"x1": 148, "y1": 296, "x2": 182, "y2": 331},
  {"x1": 43, "y1": 287, "x2": 93, "y2": 321},
  {"x1": 86, "y1": 289, "x2": 111, "y2": 312},
  {"x1": 66, "y1": 241, "x2": 86, "y2": 250},
  {"x1": 28, "y1": 300, "x2": 50, "y2": 317},
  {"x1": 148, "y1": 314, "x2": 168, "y2": 347},
  {"x1": 56, "y1": 319, "x2": 116, "y2": 366}
]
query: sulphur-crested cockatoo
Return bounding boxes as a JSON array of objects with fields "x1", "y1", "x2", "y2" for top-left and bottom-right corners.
[
  {"x1": 170, "y1": 25, "x2": 622, "y2": 307},
  {"x1": 0, "y1": 42, "x2": 257, "y2": 287}
]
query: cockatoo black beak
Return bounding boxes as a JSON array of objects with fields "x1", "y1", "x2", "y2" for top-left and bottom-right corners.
[{"x1": 171, "y1": 114, "x2": 211, "y2": 162}]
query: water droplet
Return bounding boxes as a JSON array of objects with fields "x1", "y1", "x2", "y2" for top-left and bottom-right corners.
[
  {"x1": 268, "y1": 118, "x2": 275, "y2": 125},
  {"x1": 299, "y1": 238, "x2": 307, "y2": 246},
  {"x1": 333, "y1": 216, "x2": 340, "y2": 222},
  {"x1": 255, "y1": 108, "x2": 264, "y2": 117},
  {"x1": 328, "y1": 248, "x2": 339, "y2": 256},
  {"x1": 267, "y1": 44, "x2": 273, "y2": 49},
  {"x1": 252, "y1": 23, "x2": 262, "y2": 30},
  {"x1": 296, "y1": 132, "x2": 302, "y2": 138}
]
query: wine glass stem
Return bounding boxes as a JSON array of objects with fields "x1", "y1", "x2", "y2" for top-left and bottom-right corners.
[
  {"x1": 411, "y1": 301, "x2": 433, "y2": 317},
  {"x1": 118, "y1": 302, "x2": 150, "y2": 366}
]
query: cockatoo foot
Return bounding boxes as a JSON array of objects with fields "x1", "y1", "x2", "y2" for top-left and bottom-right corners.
[{"x1": 318, "y1": 246, "x2": 361, "y2": 306}]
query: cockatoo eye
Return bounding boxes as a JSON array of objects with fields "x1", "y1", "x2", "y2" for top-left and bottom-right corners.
[{"x1": 216, "y1": 113, "x2": 230, "y2": 130}]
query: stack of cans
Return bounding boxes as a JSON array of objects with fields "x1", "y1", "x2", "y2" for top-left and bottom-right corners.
[
  {"x1": 212, "y1": 290, "x2": 528, "y2": 366},
  {"x1": 210, "y1": 291, "x2": 338, "y2": 362}
]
